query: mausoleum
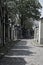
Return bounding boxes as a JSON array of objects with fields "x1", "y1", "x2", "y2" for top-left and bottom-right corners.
[{"x1": 34, "y1": 18, "x2": 43, "y2": 45}]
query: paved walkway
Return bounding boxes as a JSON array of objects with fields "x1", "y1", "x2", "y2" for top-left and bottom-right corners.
[{"x1": 0, "y1": 39, "x2": 43, "y2": 65}]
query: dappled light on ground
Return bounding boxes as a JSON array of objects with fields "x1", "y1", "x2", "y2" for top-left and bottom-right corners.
[{"x1": 0, "y1": 39, "x2": 40, "y2": 65}]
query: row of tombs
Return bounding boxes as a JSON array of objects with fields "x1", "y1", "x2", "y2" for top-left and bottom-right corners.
[{"x1": 34, "y1": 18, "x2": 43, "y2": 45}]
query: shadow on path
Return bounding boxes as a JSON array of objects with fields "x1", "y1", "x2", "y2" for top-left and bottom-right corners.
[
  {"x1": 0, "y1": 40, "x2": 35, "y2": 65},
  {"x1": 0, "y1": 57, "x2": 26, "y2": 65}
]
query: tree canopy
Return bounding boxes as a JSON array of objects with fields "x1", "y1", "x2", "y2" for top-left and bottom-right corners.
[
  {"x1": 6, "y1": 0, "x2": 42, "y2": 18},
  {"x1": 15, "y1": 0, "x2": 42, "y2": 19},
  {"x1": 4, "y1": 0, "x2": 42, "y2": 28}
]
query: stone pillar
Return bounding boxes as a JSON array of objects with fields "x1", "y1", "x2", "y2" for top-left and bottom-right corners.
[
  {"x1": 11, "y1": 25, "x2": 14, "y2": 40},
  {"x1": 40, "y1": 18, "x2": 43, "y2": 44},
  {"x1": 39, "y1": 20, "x2": 41, "y2": 44},
  {"x1": 14, "y1": 27, "x2": 17, "y2": 40},
  {"x1": 8, "y1": 25, "x2": 10, "y2": 41}
]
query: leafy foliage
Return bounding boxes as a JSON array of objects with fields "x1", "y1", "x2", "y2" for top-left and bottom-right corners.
[{"x1": 4, "y1": 0, "x2": 42, "y2": 28}]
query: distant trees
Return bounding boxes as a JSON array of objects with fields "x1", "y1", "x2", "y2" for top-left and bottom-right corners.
[{"x1": 15, "y1": 0, "x2": 42, "y2": 26}]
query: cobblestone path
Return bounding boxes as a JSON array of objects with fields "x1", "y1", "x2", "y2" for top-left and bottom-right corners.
[{"x1": 0, "y1": 39, "x2": 43, "y2": 65}]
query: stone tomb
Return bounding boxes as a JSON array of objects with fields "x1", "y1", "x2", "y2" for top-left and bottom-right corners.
[{"x1": 34, "y1": 18, "x2": 43, "y2": 45}]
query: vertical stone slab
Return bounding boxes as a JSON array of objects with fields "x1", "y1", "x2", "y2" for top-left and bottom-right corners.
[
  {"x1": 39, "y1": 20, "x2": 41, "y2": 44},
  {"x1": 40, "y1": 18, "x2": 43, "y2": 44}
]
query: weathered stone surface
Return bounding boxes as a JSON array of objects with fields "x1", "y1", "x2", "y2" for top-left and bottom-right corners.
[{"x1": 0, "y1": 39, "x2": 43, "y2": 65}]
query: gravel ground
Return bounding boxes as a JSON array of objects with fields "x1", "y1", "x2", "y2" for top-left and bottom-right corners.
[{"x1": 0, "y1": 39, "x2": 43, "y2": 65}]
